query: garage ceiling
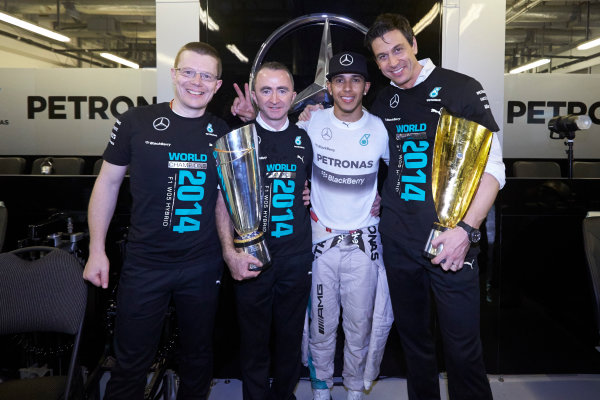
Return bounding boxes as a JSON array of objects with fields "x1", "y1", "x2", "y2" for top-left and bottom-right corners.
[
  {"x1": 506, "y1": 0, "x2": 600, "y2": 73},
  {"x1": 0, "y1": 1, "x2": 599, "y2": 73}
]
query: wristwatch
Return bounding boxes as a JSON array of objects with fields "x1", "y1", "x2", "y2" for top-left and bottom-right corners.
[{"x1": 457, "y1": 221, "x2": 481, "y2": 244}]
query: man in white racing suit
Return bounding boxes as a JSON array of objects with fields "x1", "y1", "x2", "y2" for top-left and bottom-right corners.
[{"x1": 297, "y1": 51, "x2": 391, "y2": 400}]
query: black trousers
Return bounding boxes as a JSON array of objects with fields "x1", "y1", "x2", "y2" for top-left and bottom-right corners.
[
  {"x1": 105, "y1": 258, "x2": 223, "y2": 400},
  {"x1": 381, "y1": 234, "x2": 493, "y2": 400},
  {"x1": 234, "y1": 252, "x2": 313, "y2": 400}
]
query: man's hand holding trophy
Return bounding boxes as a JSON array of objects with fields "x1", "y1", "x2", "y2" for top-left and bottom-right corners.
[
  {"x1": 423, "y1": 108, "x2": 493, "y2": 271},
  {"x1": 215, "y1": 124, "x2": 271, "y2": 278}
]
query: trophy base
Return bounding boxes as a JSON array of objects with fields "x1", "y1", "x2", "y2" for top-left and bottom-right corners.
[
  {"x1": 423, "y1": 222, "x2": 448, "y2": 259},
  {"x1": 234, "y1": 231, "x2": 271, "y2": 271}
]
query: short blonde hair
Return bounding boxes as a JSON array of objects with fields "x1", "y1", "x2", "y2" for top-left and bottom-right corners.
[{"x1": 174, "y1": 42, "x2": 222, "y2": 78}]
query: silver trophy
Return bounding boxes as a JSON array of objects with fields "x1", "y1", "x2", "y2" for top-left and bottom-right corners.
[{"x1": 214, "y1": 124, "x2": 270, "y2": 270}]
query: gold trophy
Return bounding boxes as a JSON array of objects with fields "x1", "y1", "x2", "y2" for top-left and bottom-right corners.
[{"x1": 423, "y1": 108, "x2": 493, "y2": 259}]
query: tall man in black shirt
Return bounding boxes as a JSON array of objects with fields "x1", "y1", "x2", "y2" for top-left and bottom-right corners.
[
  {"x1": 223, "y1": 62, "x2": 313, "y2": 400},
  {"x1": 365, "y1": 13, "x2": 505, "y2": 400}
]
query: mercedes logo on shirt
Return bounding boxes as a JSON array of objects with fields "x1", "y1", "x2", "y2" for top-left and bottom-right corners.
[
  {"x1": 340, "y1": 53, "x2": 353, "y2": 66},
  {"x1": 153, "y1": 117, "x2": 170, "y2": 131},
  {"x1": 389, "y1": 94, "x2": 400, "y2": 109},
  {"x1": 321, "y1": 127, "x2": 333, "y2": 140}
]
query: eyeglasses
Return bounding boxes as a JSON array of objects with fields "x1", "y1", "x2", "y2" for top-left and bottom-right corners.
[{"x1": 175, "y1": 68, "x2": 218, "y2": 82}]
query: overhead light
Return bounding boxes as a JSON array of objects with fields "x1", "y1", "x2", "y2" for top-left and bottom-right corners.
[
  {"x1": 200, "y1": 7, "x2": 219, "y2": 31},
  {"x1": 509, "y1": 58, "x2": 550, "y2": 74},
  {"x1": 0, "y1": 11, "x2": 70, "y2": 42},
  {"x1": 226, "y1": 44, "x2": 248, "y2": 63},
  {"x1": 100, "y1": 53, "x2": 139, "y2": 69},
  {"x1": 413, "y1": 3, "x2": 441, "y2": 35},
  {"x1": 577, "y1": 37, "x2": 600, "y2": 51}
]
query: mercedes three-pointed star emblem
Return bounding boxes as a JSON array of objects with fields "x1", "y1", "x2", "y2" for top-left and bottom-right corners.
[
  {"x1": 250, "y1": 14, "x2": 368, "y2": 114},
  {"x1": 153, "y1": 117, "x2": 170, "y2": 131},
  {"x1": 339, "y1": 53, "x2": 354, "y2": 66},
  {"x1": 389, "y1": 94, "x2": 400, "y2": 109}
]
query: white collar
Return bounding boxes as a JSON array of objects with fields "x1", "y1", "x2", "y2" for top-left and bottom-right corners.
[
  {"x1": 256, "y1": 112, "x2": 289, "y2": 132},
  {"x1": 390, "y1": 58, "x2": 435, "y2": 89},
  {"x1": 327, "y1": 106, "x2": 369, "y2": 130}
]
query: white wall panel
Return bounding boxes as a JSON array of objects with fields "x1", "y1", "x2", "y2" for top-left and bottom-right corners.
[
  {"x1": 504, "y1": 74, "x2": 600, "y2": 159},
  {"x1": 156, "y1": 0, "x2": 200, "y2": 103},
  {"x1": 442, "y1": 0, "x2": 505, "y2": 145},
  {"x1": 0, "y1": 69, "x2": 156, "y2": 155}
]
